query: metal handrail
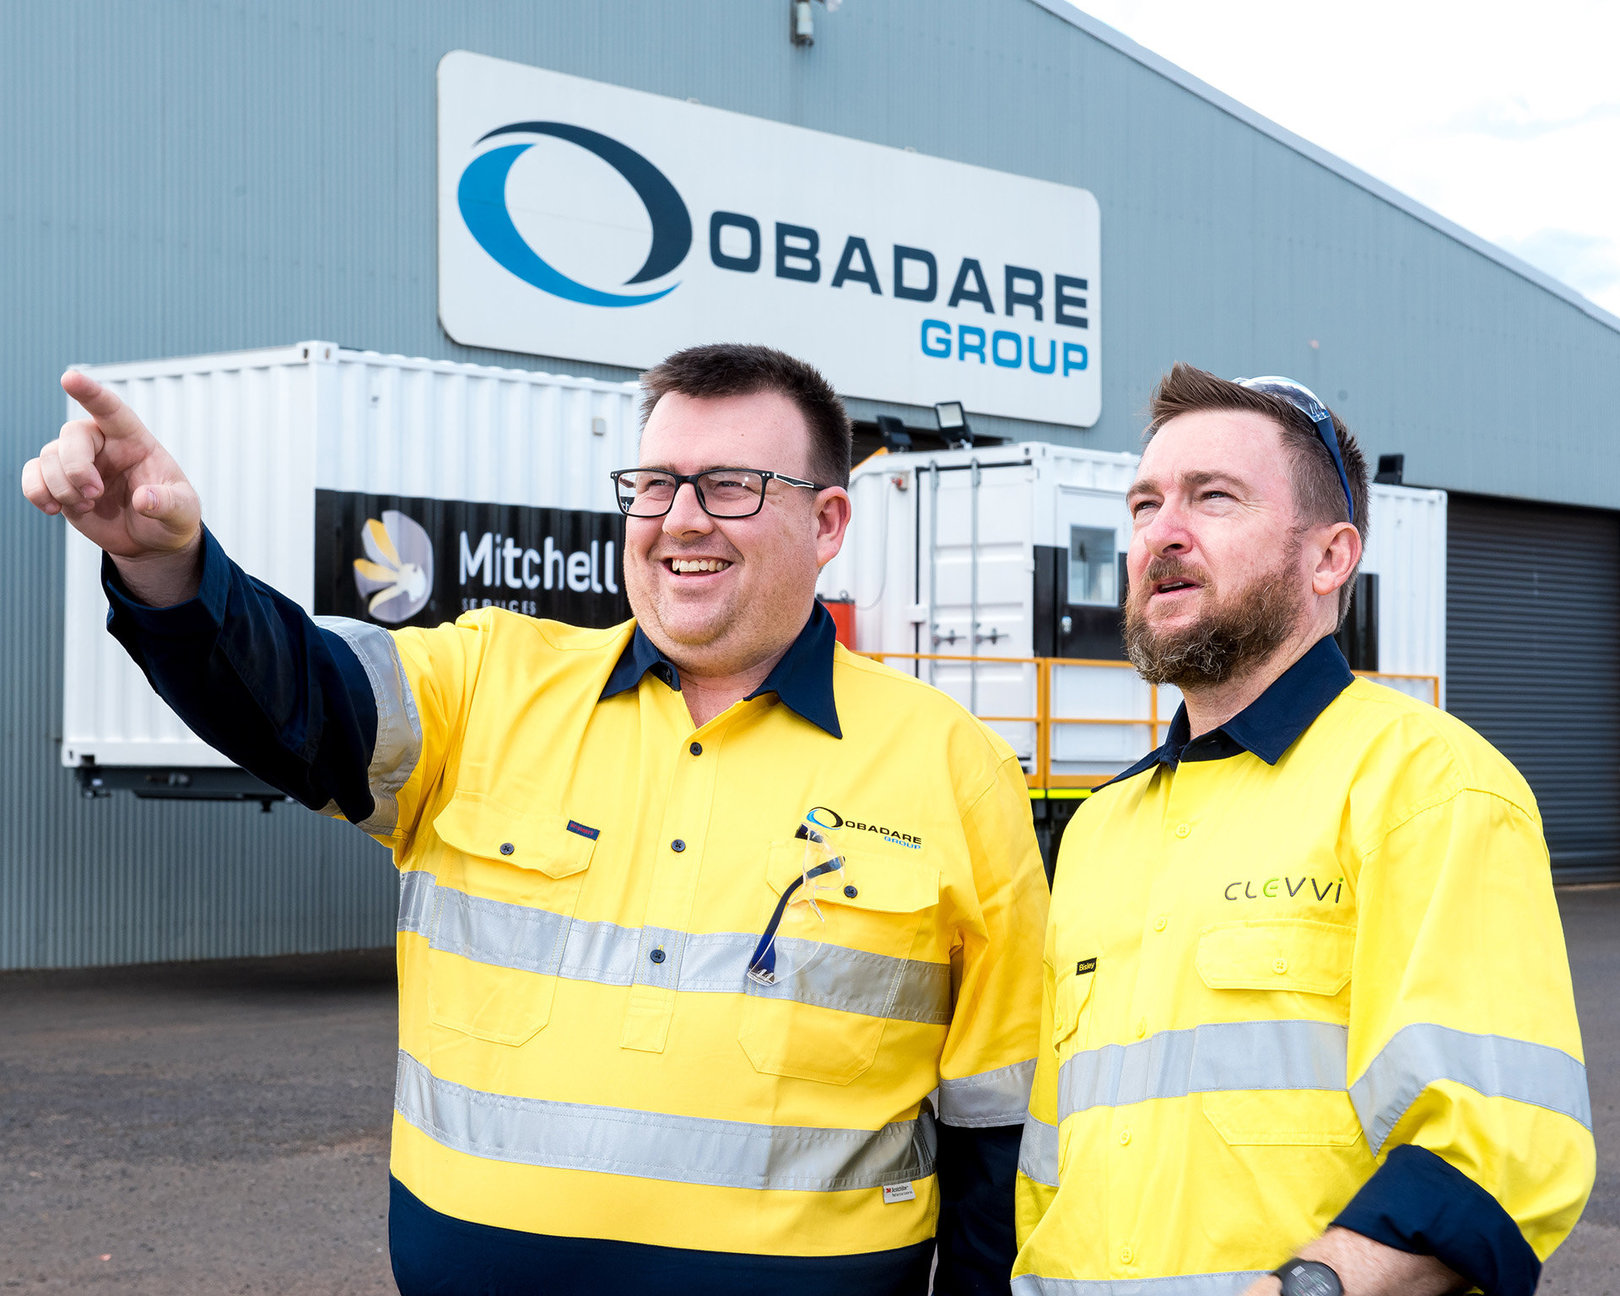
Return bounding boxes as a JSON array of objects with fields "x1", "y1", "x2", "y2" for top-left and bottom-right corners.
[{"x1": 861, "y1": 649, "x2": 1441, "y2": 789}]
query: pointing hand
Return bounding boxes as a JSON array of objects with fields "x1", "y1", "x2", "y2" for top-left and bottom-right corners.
[{"x1": 22, "y1": 371, "x2": 204, "y2": 600}]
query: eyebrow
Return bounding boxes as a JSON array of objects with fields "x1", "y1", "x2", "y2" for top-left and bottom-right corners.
[
  {"x1": 636, "y1": 464, "x2": 760, "y2": 474},
  {"x1": 1128, "y1": 468, "x2": 1253, "y2": 499}
]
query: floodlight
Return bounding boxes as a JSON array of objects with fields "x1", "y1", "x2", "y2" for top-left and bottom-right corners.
[
  {"x1": 933, "y1": 401, "x2": 971, "y2": 448},
  {"x1": 875, "y1": 415, "x2": 912, "y2": 452}
]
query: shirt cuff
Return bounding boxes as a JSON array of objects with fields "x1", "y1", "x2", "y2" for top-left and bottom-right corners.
[
  {"x1": 1332, "y1": 1143, "x2": 1540, "y2": 1296},
  {"x1": 102, "y1": 526, "x2": 231, "y2": 639}
]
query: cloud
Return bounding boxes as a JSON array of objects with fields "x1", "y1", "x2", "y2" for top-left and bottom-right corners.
[
  {"x1": 1444, "y1": 100, "x2": 1620, "y2": 142},
  {"x1": 1497, "y1": 228, "x2": 1620, "y2": 301}
]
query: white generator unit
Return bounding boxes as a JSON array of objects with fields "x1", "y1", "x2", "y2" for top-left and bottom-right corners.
[
  {"x1": 61, "y1": 342, "x2": 640, "y2": 798},
  {"x1": 818, "y1": 441, "x2": 1447, "y2": 789}
]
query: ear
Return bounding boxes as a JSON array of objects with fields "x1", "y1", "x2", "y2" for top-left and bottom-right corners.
[
  {"x1": 1310, "y1": 521, "x2": 1362, "y2": 598},
  {"x1": 814, "y1": 488, "x2": 853, "y2": 568}
]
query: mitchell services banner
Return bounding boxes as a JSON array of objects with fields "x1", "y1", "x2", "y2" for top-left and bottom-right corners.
[
  {"x1": 438, "y1": 51, "x2": 1101, "y2": 427},
  {"x1": 315, "y1": 489, "x2": 630, "y2": 631}
]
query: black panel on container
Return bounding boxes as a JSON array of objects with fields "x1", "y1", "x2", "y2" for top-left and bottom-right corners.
[
  {"x1": 1334, "y1": 572, "x2": 1379, "y2": 671},
  {"x1": 1051, "y1": 549, "x2": 1127, "y2": 661},
  {"x1": 1032, "y1": 545, "x2": 1059, "y2": 659}
]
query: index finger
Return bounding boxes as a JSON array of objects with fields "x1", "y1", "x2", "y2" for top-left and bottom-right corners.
[{"x1": 60, "y1": 370, "x2": 150, "y2": 444}]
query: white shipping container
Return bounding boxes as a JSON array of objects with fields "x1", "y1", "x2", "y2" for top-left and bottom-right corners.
[
  {"x1": 62, "y1": 342, "x2": 642, "y2": 774},
  {"x1": 818, "y1": 441, "x2": 1447, "y2": 783}
]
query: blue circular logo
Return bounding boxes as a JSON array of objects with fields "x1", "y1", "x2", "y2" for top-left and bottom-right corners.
[{"x1": 457, "y1": 122, "x2": 692, "y2": 307}]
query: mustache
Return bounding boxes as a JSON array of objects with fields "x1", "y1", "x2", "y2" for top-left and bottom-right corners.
[{"x1": 1139, "y1": 557, "x2": 1210, "y2": 590}]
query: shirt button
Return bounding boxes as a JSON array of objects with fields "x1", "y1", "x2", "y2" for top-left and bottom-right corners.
[
  {"x1": 1273, "y1": 957, "x2": 1289, "y2": 974},
  {"x1": 1153, "y1": 916, "x2": 1167, "y2": 932},
  {"x1": 689, "y1": 742, "x2": 702, "y2": 756},
  {"x1": 1174, "y1": 823, "x2": 1191, "y2": 838},
  {"x1": 843, "y1": 885, "x2": 859, "y2": 898},
  {"x1": 671, "y1": 839, "x2": 686, "y2": 853},
  {"x1": 1135, "y1": 1018, "x2": 1147, "y2": 1039},
  {"x1": 649, "y1": 948, "x2": 666, "y2": 964},
  {"x1": 1118, "y1": 1128, "x2": 1131, "y2": 1146},
  {"x1": 1119, "y1": 1245, "x2": 1134, "y2": 1265},
  {"x1": 499, "y1": 842, "x2": 515, "y2": 856}
]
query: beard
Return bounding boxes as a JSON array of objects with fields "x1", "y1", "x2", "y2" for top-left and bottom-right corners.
[{"x1": 1124, "y1": 543, "x2": 1308, "y2": 689}]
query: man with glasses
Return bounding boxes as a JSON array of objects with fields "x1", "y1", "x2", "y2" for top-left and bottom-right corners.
[
  {"x1": 24, "y1": 342, "x2": 1048, "y2": 1296},
  {"x1": 1013, "y1": 362, "x2": 1592, "y2": 1296}
]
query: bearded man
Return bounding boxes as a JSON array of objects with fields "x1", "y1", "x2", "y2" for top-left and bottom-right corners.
[{"x1": 1012, "y1": 363, "x2": 1592, "y2": 1296}]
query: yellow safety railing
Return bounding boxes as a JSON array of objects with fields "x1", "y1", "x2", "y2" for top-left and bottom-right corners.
[{"x1": 862, "y1": 651, "x2": 1440, "y2": 795}]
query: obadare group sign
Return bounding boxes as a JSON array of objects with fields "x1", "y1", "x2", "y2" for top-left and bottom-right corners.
[{"x1": 438, "y1": 51, "x2": 1101, "y2": 427}]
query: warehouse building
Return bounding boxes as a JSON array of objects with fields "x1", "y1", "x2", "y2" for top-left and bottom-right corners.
[{"x1": 3, "y1": 0, "x2": 1617, "y2": 969}]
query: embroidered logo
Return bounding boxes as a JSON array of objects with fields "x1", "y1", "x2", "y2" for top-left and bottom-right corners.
[
  {"x1": 805, "y1": 805, "x2": 923, "y2": 850},
  {"x1": 1224, "y1": 876, "x2": 1344, "y2": 903}
]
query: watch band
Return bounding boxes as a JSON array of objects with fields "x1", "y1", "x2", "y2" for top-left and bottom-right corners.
[{"x1": 1273, "y1": 1258, "x2": 1344, "y2": 1296}]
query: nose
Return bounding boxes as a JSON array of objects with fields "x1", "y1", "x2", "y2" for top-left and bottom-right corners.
[
  {"x1": 1138, "y1": 498, "x2": 1191, "y2": 558},
  {"x1": 662, "y1": 480, "x2": 714, "y2": 537}
]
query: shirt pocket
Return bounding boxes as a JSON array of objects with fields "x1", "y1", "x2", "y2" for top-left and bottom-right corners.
[
  {"x1": 1052, "y1": 946, "x2": 1098, "y2": 1059},
  {"x1": 739, "y1": 839, "x2": 942, "y2": 1086},
  {"x1": 1194, "y1": 918, "x2": 1360, "y2": 1146},
  {"x1": 424, "y1": 791, "x2": 597, "y2": 1047}
]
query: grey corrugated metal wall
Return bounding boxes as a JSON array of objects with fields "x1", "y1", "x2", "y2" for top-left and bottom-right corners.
[
  {"x1": 3, "y1": 0, "x2": 1618, "y2": 967},
  {"x1": 1447, "y1": 497, "x2": 1620, "y2": 880}
]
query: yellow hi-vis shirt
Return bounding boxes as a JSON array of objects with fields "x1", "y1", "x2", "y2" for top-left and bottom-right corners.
[
  {"x1": 329, "y1": 603, "x2": 1049, "y2": 1260},
  {"x1": 1014, "y1": 638, "x2": 1593, "y2": 1296}
]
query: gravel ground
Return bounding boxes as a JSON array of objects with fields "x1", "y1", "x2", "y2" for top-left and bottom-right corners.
[
  {"x1": 0, "y1": 951, "x2": 396, "y2": 1293},
  {"x1": 1, "y1": 888, "x2": 1616, "y2": 1293}
]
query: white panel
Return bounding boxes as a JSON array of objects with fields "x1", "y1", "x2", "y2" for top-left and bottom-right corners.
[
  {"x1": 1361, "y1": 483, "x2": 1448, "y2": 707},
  {"x1": 62, "y1": 343, "x2": 641, "y2": 770},
  {"x1": 317, "y1": 349, "x2": 640, "y2": 510}
]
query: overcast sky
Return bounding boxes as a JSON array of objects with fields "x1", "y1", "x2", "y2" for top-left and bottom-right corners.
[{"x1": 1066, "y1": 1, "x2": 1620, "y2": 318}]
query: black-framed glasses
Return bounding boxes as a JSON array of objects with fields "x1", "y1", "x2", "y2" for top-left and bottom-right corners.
[
  {"x1": 1236, "y1": 375, "x2": 1356, "y2": 524},
  {"x1": 609, "y1": 468, "x2": 827, "y2": 518}
]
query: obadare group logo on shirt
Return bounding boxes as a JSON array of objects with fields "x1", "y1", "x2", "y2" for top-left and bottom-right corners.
[{"x1": 438, "y1": 51, "x2": 1101, "y2": 427}]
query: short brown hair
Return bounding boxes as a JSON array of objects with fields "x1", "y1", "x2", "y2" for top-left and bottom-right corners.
[
  {"x1": 639, "y1": 343, "x2": 853, "y2": 488},
  {"x1": 1145, "y1": 362, "x2": 1369, "y2": 625}
]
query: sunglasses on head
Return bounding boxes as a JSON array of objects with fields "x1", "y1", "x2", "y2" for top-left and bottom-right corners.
[{"x1": 1235, "y1": 375, "x2": 1355, "y2": 524}]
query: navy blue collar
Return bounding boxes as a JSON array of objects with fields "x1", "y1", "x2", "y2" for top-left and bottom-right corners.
[
  {"x1": 599, "y1": 601, "x2": 842, "y2": 739},
  {"x1": 1104, "y1": 635, "x2": 1354, "y2": 786}
]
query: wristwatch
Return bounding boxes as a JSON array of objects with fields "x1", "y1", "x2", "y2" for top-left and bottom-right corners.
[{"x1": 1273, "y1": 1259, "x2": 1344, "y2": 1296}]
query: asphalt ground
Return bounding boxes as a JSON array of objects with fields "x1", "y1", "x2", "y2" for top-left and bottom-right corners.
[{"x1": 2, "y1": 887, "x2": 1618, "y2": 1294}]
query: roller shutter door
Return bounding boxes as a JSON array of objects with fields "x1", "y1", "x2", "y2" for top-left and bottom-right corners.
[{"x1": 1447, "y1": 495, "x2": 1620, "y2": 880}]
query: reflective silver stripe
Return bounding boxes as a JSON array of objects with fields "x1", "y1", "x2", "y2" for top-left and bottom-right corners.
[
  {"x1": 315, "y1": 615, "x2": 423, "y2": 836},
  {"x1": 398, "y1": 869, "x2": 435, "y2": 936},
  {"x1": 395, "y1": 1049, "x2": 937, "y2": 1191},
  {"x1": 1350, "y1": 1023, "x2": 1592, "y2": 1154},
  {"x1": 1012, "y1": 1271, "x2": 1264, "y2": 1295},
  {"x1": 939, "y1": 1058, "x2": 1037, "y2": 1127},
  {"x1": 396, "y1": 872, "x2": 951, "y2": 1024},
  {"x1": 1018, "y1": 1110, "x2": 1059, "y2": 1187},
  {"x1": 1058, "y1": 1020, "x2": 1347, "y2": 1119}
]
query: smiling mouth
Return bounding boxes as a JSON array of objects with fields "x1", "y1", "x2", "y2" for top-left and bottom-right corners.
[{"x1": 666, "y1": 558, "x2": 733, "y2": 574}]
